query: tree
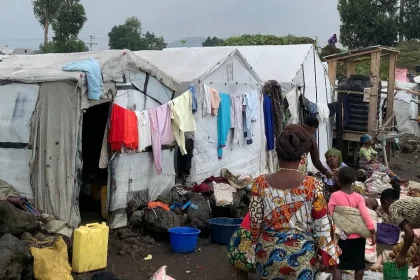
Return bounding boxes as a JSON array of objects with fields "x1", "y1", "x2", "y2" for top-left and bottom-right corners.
[
  {"x1": 108, "y1": 17, "x2": 142, "y2": 50},
  {"x1": 52, "y1": 0, "x2": 87, "y2": 42},
  {"x1": 338, "y1": 0, "x2": 399, "y2": 49},
  {"x1": 108, "y1": 17, "x2": 167, "y2": 51},
  {"x1": 39, "y1": 0, "x2": 87, "y2": 53},
  {"x1": 142, "y1": 32, "x2": 167, "y2": 50},
  {"x1": 181, "y1": 40, "x2": 186, "y2": 47},
  {"x1": 32, "y1": 0, "x2": 62, "y2": 45},
  {"x1": 223, "y1": 34, "x2": 315, "y2": 46},
  {"x1": 319, "y1": 45, "x2": 342, "y2": 61},
  {"x1": 202, "y1": 36, "x2": 225, "y2": 47},
  {"x1": 402, "y1": 0, "x2": 420, "y2": 40}
]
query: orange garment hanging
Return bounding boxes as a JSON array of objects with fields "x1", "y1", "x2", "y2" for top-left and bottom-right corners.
[
  {"x1": 123, "y1": 109, "x2": 138, "y2": 151},
  {"x1": 108, "y1": 104, "x2": 125, "y2": 151}
]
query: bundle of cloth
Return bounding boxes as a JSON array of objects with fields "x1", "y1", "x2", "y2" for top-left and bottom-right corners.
[{"x1": 332, "y1": 205, "x2": 379, "y2": 238}]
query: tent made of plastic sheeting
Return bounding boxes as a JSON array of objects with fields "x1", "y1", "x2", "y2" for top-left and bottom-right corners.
[
  {"x1": 160, "y1": 45, "x2": 333, "y2": 174},
  {"x1": 136, "y1": 48, "x2": 266, "y2": 183},
  {"x1": 0, "y1": 50, "x2": 177, "y2": 228},
  {"x1": 379, "y1": 81, "x2": 420, "y2": 136}
]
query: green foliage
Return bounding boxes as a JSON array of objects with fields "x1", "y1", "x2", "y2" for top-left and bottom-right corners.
[
  {"x1": 38, "y1": 0, "x2": 87, "y2": 53},
  {"x1": 338, "y1": 0, "x2": 398, "y2": 48},
  {"x1": 202, "y1": 36, "x2": 225, "y2": 47},
  {"x1": 402, "y1": 0, "x2": 420, "y2": 40},
  {"x1": 52, "y1": 0, "x2": 87, "y2": 42},
  {"x1": 396, "y1": 40, "x2": 420, "y2": 71},
  {"x1": 142, "y1": 32, "x2": 167, "y2": 50},
  {"x1": 108, "y1": 17, "x2": 167, "y2": 51},
  {"x1": 319, "y1": 45, "x2": 342, "y2": 61},
  {"x1": 32, "y1": 0, "x2": 62, "y2": 45},
  {"x1": 223, "y1": 34, "x2": 315, "y2": 46}
]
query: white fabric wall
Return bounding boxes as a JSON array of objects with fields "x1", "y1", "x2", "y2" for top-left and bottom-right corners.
[
  {"x1": 294, "y1": 48, "x2": 333, "y2": 173},
  {"x1": 190, "y1": 55, "x2": 264, "y2": 183},
  {"x1": 0, "y1": 83, "x2": 39, "y2": 198}
]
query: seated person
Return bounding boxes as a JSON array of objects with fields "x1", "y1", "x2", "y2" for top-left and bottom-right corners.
[
  {"x1": 359, "y1": 134, "x2": 408, "y2": 184},
  {"x1": 381, "y1": 189, "x2": 420, "y2": 267},
  {"x1": 323, "y1": 148, "x2": 348, "y2": 193}
]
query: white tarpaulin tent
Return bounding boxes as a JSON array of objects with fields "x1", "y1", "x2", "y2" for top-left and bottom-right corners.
[
  {"x1": 136, "y1": 48, "x2": 266, "y2": 183},
  {"x1": 380, "y1": 81, "x2": 420, "y2": 136},
  {"x1": 163, "y1": 45, "x2": 332, "y2": 173},
  {"x1": 0, "y1": 50, "x2": 178, "y2": 228}
]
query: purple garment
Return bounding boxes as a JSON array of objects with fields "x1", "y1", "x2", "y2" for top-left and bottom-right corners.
[
  {"x1": 328, "y1": 35, "x2": 337, "y2": 45},
  {"x1": 148, "y1": 103, "x2": 174, "y2": 174}
]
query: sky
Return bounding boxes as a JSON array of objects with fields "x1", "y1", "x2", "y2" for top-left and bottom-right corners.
[{"x1": 0, "y1": 0, "x2": 340, "y2": 50}]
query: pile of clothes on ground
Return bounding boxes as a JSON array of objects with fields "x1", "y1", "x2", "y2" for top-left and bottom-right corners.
[{"x1": 126, "y1": 168, "x2": 253, "y2": 235}]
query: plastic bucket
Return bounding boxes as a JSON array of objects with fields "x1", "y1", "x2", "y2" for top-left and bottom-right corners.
[
  {"x1": 168, "y1": 227, "x2": 201, "y2": 254},
  {"x1": 208, "y1": 217, "x2": 243, "y2": 245}
]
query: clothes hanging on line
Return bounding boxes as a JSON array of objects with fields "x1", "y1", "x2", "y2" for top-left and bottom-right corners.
[
  {"x1": 328, "y1": 102, "x2": 337, "y2": 117},
  {"x1": 217, "y1": 93, "x2": 231, "y2": 159},
  {"x1": 263, "y1": 94, "x2": 275, "y2": 151},
  {"x1": 230, "y1": 94, "x2": 243, "y2": 144},
  {"x1": 169, "y1": 90, "x2": 197, "y2": 155},
  {"x1": 149, "y1": 103, "x2": 174, "y2": 174},
  {"x1": 108, "y1": 104, "x2": 125, "y2": 151},
  {"x1": 135, "y1": 111, "x2": 152, "y2": 152},
  {"x1": 188, "y1": 84, "x2": 197, "y2": 114},
  {"x1": 285, "y1": 87, "x2": 300, "y2": 125},
  {"x1": 203, "y1": 84, "x2": 221, "y2": 116},
  {"x1": 317, "y1": 103, "x2": 330, "y2": 122},
  {"x1": 300, "y1": 95, "x2": 318, "y2": 115},
  {"x1": 63, "y1": 58, "x2": 103, "y2": 101},
  {"x1": 109, "y1": 104, "x2": 138, "y2": 152},
  {"x1": 243, "y1": 91, "x2": 258, "y2": 144},
  {"x1": 123, "y1": 109, "x2": 139, "y2": 151},
  {"x1": 263, "y1": 80, "x2": 283, "y2": 137}
]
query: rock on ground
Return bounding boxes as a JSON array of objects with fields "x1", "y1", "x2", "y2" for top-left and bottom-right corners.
[
  {"x1": 185, "y1": 192, "x2": 211, "y2": 231},
  {"x1": 0, "y1": 201, "x2": 38, "y2": 236},
  {"x1": 144, "y1": 208, "x2": 180, "y2": 233},
  {"x1": 0, "y1": 234, "x2": 33, "y2": 280},
  {"x1": 129, "y1": 210, "x2": 145, "y2": 228}
]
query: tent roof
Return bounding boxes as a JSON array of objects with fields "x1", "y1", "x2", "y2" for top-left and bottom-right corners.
[
  {"x1": 135, "y1": 48, "x2": 262, "y2": 86},
  {"x1": 163, "y1": 44, "x2": 314, "y2": 83},
  {"x1": 0, "y1": 50, "x2": 178, "y2": 91}
]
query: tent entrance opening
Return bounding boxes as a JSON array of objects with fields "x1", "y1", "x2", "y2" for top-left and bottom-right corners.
[{"x1": 80, "y1": 102, "x2": 109, "y2": 223}]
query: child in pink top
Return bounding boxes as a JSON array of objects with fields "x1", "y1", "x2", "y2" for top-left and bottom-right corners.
[{"x1": 329, "y1": 167, "x2": 376, "y2": 280}]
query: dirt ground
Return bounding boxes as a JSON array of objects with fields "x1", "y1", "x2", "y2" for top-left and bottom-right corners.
[
  {"x1": 74, "y1": 148, "x2": 420, "y2": 280},
  {"x1": 74, "y1": 233, "x2": 242, "y2": 280}
]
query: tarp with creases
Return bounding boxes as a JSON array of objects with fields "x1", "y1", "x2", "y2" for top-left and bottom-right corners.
[{"x1": 29, "y1": 81, "x2": 82, "y2": 227}]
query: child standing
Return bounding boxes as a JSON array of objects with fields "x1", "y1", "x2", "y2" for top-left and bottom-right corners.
[{"x1": 328, "y1": 167, "x2": 377, "y2": 280}]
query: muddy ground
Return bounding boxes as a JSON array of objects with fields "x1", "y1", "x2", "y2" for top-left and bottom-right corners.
[
  {"x1": 75, "y1": 147, "x2": 420, "y2": 280},
  {"x1": 74, "y1": 234, "x2": 240, "y2": 280}
]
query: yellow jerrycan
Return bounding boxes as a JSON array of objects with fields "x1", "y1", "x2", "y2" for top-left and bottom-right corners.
[{"x1": 72, "y1": 222, "x2": 109, "y2": 273}]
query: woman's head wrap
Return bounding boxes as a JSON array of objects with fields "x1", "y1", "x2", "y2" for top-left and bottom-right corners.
[
  {"x1": 276, "y1": 126, "x2": 312, "y2": 162},
  {"x1": 325, "y1": 148, "x2": 343, "y2": 164},
  {"x1": 360, "y1": 134, "x2": 373, "y2": 145}
]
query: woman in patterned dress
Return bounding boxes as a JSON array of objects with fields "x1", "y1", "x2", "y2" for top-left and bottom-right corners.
[
  {"x1": 227, "y1": 213, "x2": 255, "y2": 279},
  {"x1": 250, "y1": 127, "x2": 340, "y2": 280}
]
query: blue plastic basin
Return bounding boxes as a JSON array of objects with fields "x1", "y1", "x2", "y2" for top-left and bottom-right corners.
[
  {"x1": 168, "y1": 227, "x2": 201, "y2": 254},
  {"x1": 208, "y1": 217, "x2": 243, "y2": 245}
]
